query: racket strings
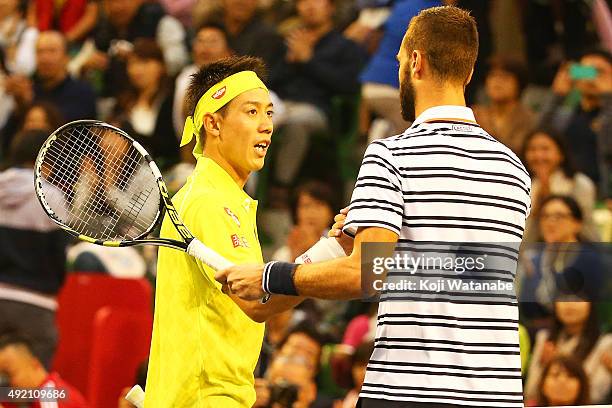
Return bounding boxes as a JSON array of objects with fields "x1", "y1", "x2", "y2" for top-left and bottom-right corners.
[{"x1": 38, "y1": 124, "x2": 160, "y2": 241}]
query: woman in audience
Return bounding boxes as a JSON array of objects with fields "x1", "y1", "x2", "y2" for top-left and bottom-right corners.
[
  {"x1": 522, "y1": 129, "x2": 598, "y2": 242},
  {"x1": 20, "y1": 102, "x2": 63, "y2": 132},
  {"x1": 519, "y1": 196, "x2": 604, "y2": 331},
  {"x1": 112, "y1": 38, "x2": 179, "y2": 170},
  {"x1": 525, "y1": 299, "x2": 611, "y2": 404},
  {"x1": 473, "y1": 55, "x2": 536, "y2": 154},
  {"x1": 527, "y1": 355, "x2": 591, "y2": 406},
  {"x1": 272, "y1": 181, "x2": 337, "y2": 262}
]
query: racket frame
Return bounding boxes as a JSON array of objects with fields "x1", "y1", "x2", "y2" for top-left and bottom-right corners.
[{"x1": 34, "y1": 120, "x2": 195, "y2": 251}]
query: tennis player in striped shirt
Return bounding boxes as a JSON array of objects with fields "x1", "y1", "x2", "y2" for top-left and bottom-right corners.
[{"x1": 218, "y1": 6, "x2": 531, "y2": 408}]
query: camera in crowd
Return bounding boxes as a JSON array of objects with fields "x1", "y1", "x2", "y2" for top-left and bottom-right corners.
[{"x1": 268, "y1": 380, "x2": 299, "y2": 408}]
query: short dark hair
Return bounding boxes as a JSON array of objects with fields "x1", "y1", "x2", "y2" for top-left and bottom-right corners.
[
  {"x1": 487, "y1": 55, "x2": 529, "y2": 94},
  {"x1": 184, "y1": 56, "x2": 267, "y2": 145},
  {"x1": 290, "y1": 180, "x2": 339, "y2": 223},
  {"x1": 195, "y1": 22, "x2": 229, "y2": 40},
  {"x1": 0, "y1": 331, "x2": 36, "y2": 355},
  {"x1": 539, "y1": 195, "x2": 584, "y2": 222},
  {"x1": 404, "y1": 6, "x2": 478, "y2": 85}
]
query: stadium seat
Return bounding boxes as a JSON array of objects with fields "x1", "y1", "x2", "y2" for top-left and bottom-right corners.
[
  {"x1": 52, "y1": 273, "x2": 153, "y2": 397},
  {"x1": 88, "y1": 306, "x2": 152, "y2": 408}
]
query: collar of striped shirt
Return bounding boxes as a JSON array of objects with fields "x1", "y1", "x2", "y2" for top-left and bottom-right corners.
[{"x1": 412, "y1": 105, "x2": 477, "y2": 126}]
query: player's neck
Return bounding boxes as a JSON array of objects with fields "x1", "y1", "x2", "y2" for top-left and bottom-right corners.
[
  {"x1": 203, "y1": 151, "x2": 248, "y2": 188},
  {"x1": 414, "y1": 84, "x2": 466, "y2": 119}
]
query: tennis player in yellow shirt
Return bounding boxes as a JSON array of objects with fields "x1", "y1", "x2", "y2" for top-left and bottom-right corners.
[{"x1": 145, "y1": 56, "x2": 303, "y2": 407}]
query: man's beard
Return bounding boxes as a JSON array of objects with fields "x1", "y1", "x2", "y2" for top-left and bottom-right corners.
[{"x1": 400, "y1": 74, "x2": 416, "y2": 122}]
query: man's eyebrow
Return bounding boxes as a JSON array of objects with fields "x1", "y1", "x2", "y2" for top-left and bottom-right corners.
[{"x1": 242, "y1": 101, "x2": 274, "y2": 108}]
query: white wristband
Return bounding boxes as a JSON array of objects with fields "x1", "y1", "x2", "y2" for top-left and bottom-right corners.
[{"x1": 295, "y1": 237, "x2": 346, "y2": 264}]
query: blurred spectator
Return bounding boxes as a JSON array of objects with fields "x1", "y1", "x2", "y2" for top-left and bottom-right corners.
[
  {"x1": 5, "y1": 30, "x2": 96, "y2": 122},
  {"x1": 205, "y1": 0, "x2": 285, "y2": 72},
  {"x1": 20, "y1": 101, "x2": 63, "y2": 132},
  {"x1": 340, "y1": 303, "x2": 376, "y2": 351},
  {"x1": 112, "y1": 39, "x2": 179, "y2": 170},
  {"x1": 270, "y1": 0, "x2": 366, "y2": 187},
  {"x1": 27, "y1": 0, "x2": 97, "y2": 44},
  {"x1": 159, "y1": 0, "x2": 196, "y2": 28},
  {"x1": 173, "y1": 23, "x2": 232, "y2": 136},
  {"x1": 0, "y1": 331, "x2": 88, "y2": 407},
  {"x1": 539, "y1": 49, "x2": 612, "y2": 196},
  {"x1": 522, "y1": 0, "x2": 600, "y2": 85},
  {"x1": 473, "y1": 55, "x2": 536, "y2": 154},
  {"x1": 359, "y1": 0, "x2": 438, "y2": 138},
  {"x1": 525, "y1": 300, "x2": 611, "y2": 404},
  {"x1": 0, "y1": 129, "x2": 68, "y2": 369},
  {"x1": 259, "y1": 354, "x2": 318, "y2": 408},
  {"x1": 1, "y1": 101, "x2": 63, "y2": 157},
  {"x1": 522, "y1": 129, "x2": 598, "y2": 242},
  {"x1": 256, "y1": 309, "x2": 295, "y2": 378},
  {"x1": 527, "y1": 355, "x2": 591, "y2": 407},
  {"x1": 255, "y1": 323, "x2": 333, "y2": 408},
  {"x1": 273, "y1": 181, "x2": 337, "y2": 262},
  {"x1": 85, "y1": 0, "x2": 188, "y2": 96},
  {"x1": 0, "y1": 0, "x2": 37, "y2": 75},
  {"x1": 336, "y1": 341, "x2": 373, "y2": 408},
  {"x1": 519, "y1": 196, "x2": 604, "y2": 328}
]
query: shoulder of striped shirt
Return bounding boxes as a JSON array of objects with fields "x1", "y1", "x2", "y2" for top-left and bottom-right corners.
[{"x1": 372, "y1": 123, "x2": 531, "y2": 185}]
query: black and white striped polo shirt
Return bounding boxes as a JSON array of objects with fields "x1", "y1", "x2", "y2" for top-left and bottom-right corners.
[{"x1": 343, "y1": 105, "x2": 531, "y2": 407}]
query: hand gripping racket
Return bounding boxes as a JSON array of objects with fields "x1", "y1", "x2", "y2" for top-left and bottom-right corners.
[{"x1": 34, "y1": 120, "x2": 233, "y2": 271}]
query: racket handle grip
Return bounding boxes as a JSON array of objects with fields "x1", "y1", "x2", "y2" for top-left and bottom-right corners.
[{"x1": 187, "y1": 239, "x2": 234, "y2": 270}]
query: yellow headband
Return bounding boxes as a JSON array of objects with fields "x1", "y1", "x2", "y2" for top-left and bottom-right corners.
[{"x1": 180, "y1": 70, "x2": 269, "y2": 158}]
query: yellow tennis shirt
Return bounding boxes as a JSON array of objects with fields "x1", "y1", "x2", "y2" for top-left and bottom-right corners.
[{"x1": 145, "y1": 157, "x2": 264, "y2": 407}]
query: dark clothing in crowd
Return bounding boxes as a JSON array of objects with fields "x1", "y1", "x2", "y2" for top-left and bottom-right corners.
[
  {"x1": 539, "y1": 93, "x2": 612, "y2": 197},
  {"x1": 271, "y1": 30, "x2": 366, "y2": 115},
  {"x1": 33, "y1": 75, "x2": 97, "y2": 122}
]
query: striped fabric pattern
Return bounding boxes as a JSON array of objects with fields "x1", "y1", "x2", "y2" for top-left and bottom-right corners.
[{"x1": 343, "y1": 105, "x2": 531, "y2": 407}]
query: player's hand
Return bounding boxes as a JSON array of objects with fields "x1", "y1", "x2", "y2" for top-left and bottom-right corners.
[
  {"x1": 328, "y1": 207, "x2": 353, "y2": 255},
  {"x1": 215, "y1": 264, "x2": 265, "y2": 300}
]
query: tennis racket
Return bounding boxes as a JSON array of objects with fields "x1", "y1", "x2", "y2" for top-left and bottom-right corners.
[{"x1": 34, "y1": 119, "x2": 233, "y2": 271}]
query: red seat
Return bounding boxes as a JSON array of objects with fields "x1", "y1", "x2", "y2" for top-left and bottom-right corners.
[
  {"x1": 53, "y1": 273, "x2": 153, "y2": 397},
  {"x1": 88, "y1": 307, "x2": 152, "y2": 408}
]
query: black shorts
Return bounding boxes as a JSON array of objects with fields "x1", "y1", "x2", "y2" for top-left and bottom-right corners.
[{"x1": 357, "y1": 398, "x2": 486, "y2": 408}]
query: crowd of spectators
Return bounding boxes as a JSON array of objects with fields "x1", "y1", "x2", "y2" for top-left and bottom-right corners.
[{"x1": 0, "y1": 0, "x2": 610, "y2": 407}]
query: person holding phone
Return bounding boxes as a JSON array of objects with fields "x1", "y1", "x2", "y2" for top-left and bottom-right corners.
[{"x1": 539, "y1": 49, "x2": 612, "y2": 199}]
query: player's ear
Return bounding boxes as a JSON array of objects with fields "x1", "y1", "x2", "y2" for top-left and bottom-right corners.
[
  {"x1": 203, "y1": 113, "x2": 221, "y2": 139},
  {"x1": 464, "y1": 67, "x2": 475, "y2": 87},
  {"x1": 412, "y1": 50, "x2": 423, "y2": 79}
]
